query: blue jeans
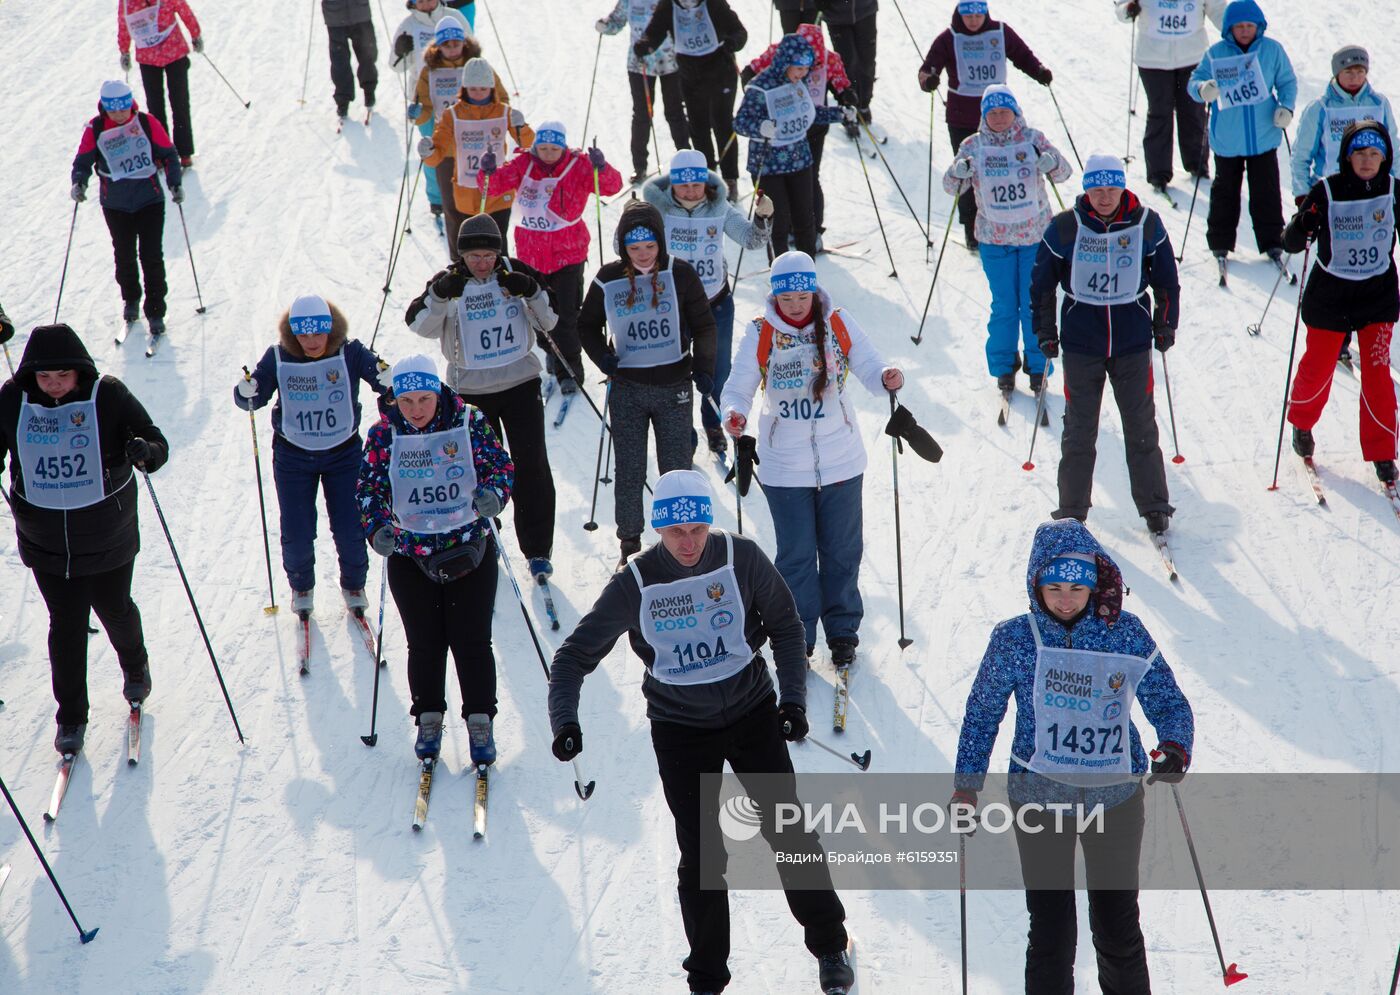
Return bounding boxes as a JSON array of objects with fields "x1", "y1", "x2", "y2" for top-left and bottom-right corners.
[
  {"x1": 760, "y1": 475, "x2": 864, "y2": 647},
  {"x1": 418, "y1": 119, "x2": 441, "y2": 207},
  {"x1": 699, "y1": 293, "x2": 735, "y2": 431},
  {"x1": 272, "y1": 438, "x2": 369, "y2": 592},
  {"x1": 980, "y1": 242, "x2": 1045, "y2": 377}
]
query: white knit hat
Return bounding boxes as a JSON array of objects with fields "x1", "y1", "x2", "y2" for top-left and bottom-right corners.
[
  {"x1": 99, "y1": 79, "x2": 134, "y2": 111},
  {"x1": 288, "y1": 294, "x2": 332, "y2": 336},
  {"x1": 651, "y1": 469, "x2": 715, "y2": 530},
  {"x1": 391, "y1": 354, "x2": 442, "y2": 396},
  {"x1": 770, "y1": 250, "x2": 818, "y2": 295},
  {"x1": 1082, "y1": 153, "x2": 1127, "y2": 191},
  {"x1": 462, "y1": 57, "x2": 495, "y2": 89},
  {"x1": 669, "y1": 149, "x2": 709, "y2": 185}
]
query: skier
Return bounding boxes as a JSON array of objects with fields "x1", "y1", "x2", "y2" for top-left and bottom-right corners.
[
  {"x1": 1282, "y1": 119, "x2": 1399, "y2": 485},
  {"x1": 951, "y1": 517, "x2": 1194, "y2": 995},
  {"x1": 357, "y1": 354, "x2": 514, "y2": 763},
  {"x1": 733, "y1": 33, "x2": 850, "y2": 259},
  {"x1": 116, "y1": 0, "x2": 204, "y2": 167},
  {"x1": 643, "y1": 148, "x2": 774, "y2": 458},
  {"x1": 576, "y1": 200, "x2": 717, "y2": 567},
  {"x1": 422, "y1": 56, "x2": 532, "y2": 261},
  {"x1": 596, "y1": 0, "x2": 693, "y2": 185},
  {"x1": 407, "y1": 17, "x2": 483, "y2": 232},
  {"x1": 233, "y1": 294, "x2": 390, "y2": 615},
  {"x1": 477, "y1": 122, "x2": 625, "y2": 394},
  {"x1": 1188, "y1": 0, "x2": 1297, "y2": 274},
  {"x1": 943, "y1": 84, "x2": 1072, "y2": 400},
  {"x1": 741, "y1": 22, "x2": 859, "y2": 237},
  {"x1": 70, "y1": 80, "x2": 183, "y2": 339},
  {"x1": 1030, "y1": 153, "x2": 1179, "y2": 534},
  {"x1": 390, "y1": 0, "x2": 470, "y2": 83},
  {"x1": 405, "y1": 214, "x2": 563, "y2": 576},
  {"x1": 633, "y1": 0, "x2": 747, "y2": 202},
  {"x1": 1114, "y1": 0, "x2": 1227, "y2": 195},
  {"x1": 1291, "y1": 46, "x2": 1400, "y2": 202},
  {"x1": 320, "y1": 0, "x2": 378, "y2": 122},
  {"x1": 548, "y1": 469, "x2": 855, "y2": 995},
  {"x1": 918, "y1": 1, "x2": 1055, "y2": 250},
  {"x1": 719, "y1": 250, "x2": 904, "y2": 664},
  {"x1": 0, "y1": 324, "x2": 169, "y2": 755},
  {"x1": 813, "y1": 0, "x2": 879, "y2": 135}
]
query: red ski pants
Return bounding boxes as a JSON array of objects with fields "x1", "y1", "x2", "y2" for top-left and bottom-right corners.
[{"x1": 1287, "y1": 323, "x2": 1399, "y2": 461}]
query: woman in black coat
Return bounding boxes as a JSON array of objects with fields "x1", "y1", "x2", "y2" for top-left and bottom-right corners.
[{"x1": 0, "y1": 324, "x2": 169, "y2": 755}]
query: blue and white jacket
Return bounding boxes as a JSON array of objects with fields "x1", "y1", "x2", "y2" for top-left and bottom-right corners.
[
  {"x1": 1289, "y1": 79, "x2": 1400, "y2": 196},
  {"x1": 1188, "y1": 0, "x2": 1297, "y2": 158},
  {"x1": 954, "y1": 519, "x2": 1194, "y2": 809},
  {"x1": 733, "y1": 33, "x2": 843, "y2": 177}
]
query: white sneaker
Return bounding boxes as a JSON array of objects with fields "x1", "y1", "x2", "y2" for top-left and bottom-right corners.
[
  {"x1": 291, "y1": 590, "x2": 313, "y2": 616},
  {"x1": 342, "y1": 588, "x2": 368, "y2": 613}
]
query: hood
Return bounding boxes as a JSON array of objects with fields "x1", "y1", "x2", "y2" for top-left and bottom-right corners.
[
  {"x1": 278, "y1": 300, "x2": 350, "y2": 359},
  {"x1": 950, "y1": 5, "x2": 998, "y2": 34},
  {"x1": 1336, "y1": 118, "x2": 1393, "y2": 185},
  {"x1": 657, "y1": 168, "x2": 729, "y2": 207},
  {"x1": 15, "y1": 324, "x2": 100, "y2": 398},
  {"x1": 1221, "y1": 0, "x2": 1267, "y2": 40},
  {"x1": 612, "y1": 200, "x2": 670, "y2": 265},
  {"x1": 1025, "y1": 519, "x2": 1126, "y2": 628},
  {"x1": 424, "y1": 34, "x2": 480, "y2": 69},
  {"x1": 754, "y1": 33, "x2": 817, "y2": 88},
  {"x1": 977, "y1": 110, "x2": 1030, "y2": 145}
]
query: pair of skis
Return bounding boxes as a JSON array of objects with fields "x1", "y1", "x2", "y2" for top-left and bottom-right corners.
[
  {"x1": 44, "y1": 703, "x2": 144, "y2": 823},
  {"x1": 1297, "y1": 456, "x2": 1400, "y2": 524},
  {"x1": 542, "y1": 376, "x2": 575, "y2": 428},
  {"x1": 998, "y1": 386, "x2": 1050, "y2": 428},
  {"x1": 115, "y1": 320, "x2": 165, "y2": 358},
  {"x1": 296, "y1": 607, "x2": 385, "y2": 676},
  {"x1": 1217, "y1": 252, "x2": 1294, "y2": 289},
  {"x1": 412, "y1": 757, "x2": 491, "y2": 839}
]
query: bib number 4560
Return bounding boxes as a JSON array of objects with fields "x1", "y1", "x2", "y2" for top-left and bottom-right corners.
[{"x1": 408, "y1": 482, "x2": 462, "y2": 505}]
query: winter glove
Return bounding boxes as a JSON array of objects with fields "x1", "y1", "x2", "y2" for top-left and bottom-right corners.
[
  {"x1": 552, "y1": 723, "x2": 583, "y2": 761},
  {"x1": 496, "y1": 269, "x2": 538, "y2": 298},
  {"x1": 723, "y1": 410, "x2": 746, "y2": 438},
  {"x1": 758, "y1": 119, "x2": 777, "y2": 140},
  {"x1": 632, "y1": 39, "x2": 655, "y2": 59},
  {"x1": 778, "y1": 704, "x2": 808, "y2": 743},
  {"x1": 836, "y1": 86, "x2": 860, "y2": 108},
  {"x1": 692, "y1": 370, "x2": 715, "y2": 396},
  {"x1": 739, "y1": 66, "x2": 756, "y2": 87},
  {"x1": 1032, "y1": 66, "x2": 1054, "y2": 86},
  {"x1": 1154, "y1": 327, "x2": 1175, "y2": 352},
  {"x1": 885, "y1": 404, "x2": 944, "y2": 464},
  {"x1": 393, "y1": 33, "x2": 415, "y2": 58},
  {"x1": 71, "y1": 182, "x2": 87, "y2": 203},
  {"x1": 1197, "y1": 79, "x2": 1220, "y2": 103},
  {"x1": 370, "y1": 526, "x2": 397, "y2": 557},
  {"x1": 125, "y1": 437, "x2": 153, "y2": 469},
  {"x1": 1147, "y1": 743, "x2": 1189, "y2": 785},
  {"x1": 407, "y1": 101, "x2": 422, "y2": 119},
  {"x1": 432, "y1": 267, "x2": 468, "y2": 299},
  {"x1": 417, "y1": 136, "x2": 435, "y2": 159},
  {"x1": 724, "y1": 434, "x2": 759, "y2": 496},
  {"x1": 170, "y1": 186, "x2": 184, "y2": 204},
  {"x1": 754, "y1": 193, "x2": 775, "y2": 219},
  {"x1": 1294, "y1": 194, "x2": 1307, "y2": 208},
  {"x1": 841, "y1": 105, "x2": 859, "y2": 125},
  {"x1": 1125, "y1": 1, "x2": 1141, "y2": 17},
  {"x1": 1273, "y1": 107, "x2": 1293, "y2": 130},
  {"x1": 0, "y1": 309, "x2": 13, "y2": 346},
  {"x1": 375, "y1": 361, "x2": 394, "y2": 391},
  {"x1": 1037, "y1": 151, "x2": 1058, "y2": 173},
  {"x1": 598, "y1": 352, "x2": 621, "y2": 376},
  {"x1": 236, "y1": 376, "x2": 259, "y2": 399},
  {"x1": 120, "y1": 52, "x2": 132, "y2": 72},
  {"x1": 721, "y1": 34, "x2": 743, "y2": 54},
  {"x1": 950, "y1": 157, "x2": 974, "y2": 179},
  {"x1": 472, "y1": 486, "x2": 503, "y2": 519},
  {"x1": 594, "y1": 18, "x2": 608, "y2": 34},
  {"x1": 480, "y1": 149, "x2": 498, "y2": 176},
  {"x1": 918, "y1": 69, "x2": 938, "y2": 94},
  {"x1": 881, "y1": 368, "x2": 904, "y2": 391},
  {"x1": 192, "y1": 35, "x2": 205, "y2": 54},
  {"x1": 949, "y1": 790, "x2": 979, "y2": 835},
  {"x1": 509, "y1": 107, "x2": 526, "y2": 129},
  {"x1": 1039, "y1": 335, "x2": 1060, "y2": 359},
  {"x1": 587, "y1": 144, "x2": 607, "y2": 171}
]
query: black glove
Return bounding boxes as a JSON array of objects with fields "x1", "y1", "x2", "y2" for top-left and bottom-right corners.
[
  {"x1": 0, "y1": 307, "x2": 13, "y2": 345},
  {"x1": 885, "y1": 403, "x2": 944, "y2": 464},
  {"x1": 1147, "y1": 743, "x2": 1188, "y2": 785},
  {"x1": 125, "y1": 437, "x2": 153, "y2": 468},
  {"x1": 1294, "y1": 194, "x2": 1306, "y2": 208},
  {"x1": 949, "y1": 789, "x2": 979, "y2": 835},
  {"x1": 1033, "y1": 66, "x2": 1054, "y2": 86},
  {"x1": 724, "y1": 435, "x2": 759, "y2": 496},
  {"x1": 1154, "y1": 326, "x2": 1175, "y2": 352},
  {"x1": 633, "y1": 39, "x2": 654, "y2": 59},
  {"x1": 1125, "y1": 1, "x2": 1141, "y2": 18},
  {"x1": 598, "y1": 353, "x2": 620, "y2": 376},
  {"x1": 497, "y1": 269, "x2": 538, "y2": 298},
  {"x1": 836, "y1": 86, "x2": 860, "y2": 108},
  {"x1": 692, "y1": 371, "x2": 714, "y2": 396},
  {"x1": 393, "y1": 33, "x2": 414, "y2": 59},
  {"x1": 432, "y1": 267, "x2": 467, "y2": 299},
  {"x1": 778, "y1": 704, "x2": 808, "y2": 742},
  {"x1": 552, "y1": 723, "x2": 583, "y2": 761},
  {"x1": 739, "y1": 65, "x2": 755, "y2": 87},
  {"x1": 1039, "y1": 335, "x2": 1060, "y2": 359},
  {"x1": 721, "y1": 34, "x2": 743, "y2": 54}
]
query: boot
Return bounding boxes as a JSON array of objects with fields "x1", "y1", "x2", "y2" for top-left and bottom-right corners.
[
  {"x1": 528, "y1": 557, "x2": 553, "y2": 581},
  {"x1": 726, "y1": 178, "x2": 739, "y2": 204},
  {"x1": 415, "y1": 711, "x2": 444, "y2": 760},
  {"x1": 122, "y1": 301, "x2": 140, "y2": 323},
  {"x1": 148, "y1": 316, "x2": 166, "y2": 336},
  {"x1": 1145, "y1": 511, "x2": 1170, "y2": 535},
  {"x1": 705, "y1": 425, "x2": 729, "y2": 456},
  {"x1": 1375, "y1": 460, "x2": 1398, "y2": 483},
  {"x1": 829, "y1": 639, "x2": 856, "y2": 668},
  {"x1": 1028, "y1": 371, "x2": 1045, "y2": 393},
  {"x1": 291, "y1": 589, "x2": 313, "y2": 616},
  {"x1": 616, "y1": 536, "x2": 642, "y2": 571},
  {"x1": 55, "y1": 723, "x2": 87, "y2": 756},
  {"x1": 996, "y1": 372, "x2": 1016, "y2": 392},
  {"x1": 123, "y1": 663, "x2": 152, "y2": 703},
  {"x1": 629, "y1": 170, "x2": 647, "y2": 185},
  {"x1": 1292, "y1": 428, "x2": 1315, "y2": 458},
  {"x1": 964, "y1": 222, "x2": 979, "y2": 252},
  {"x1": 467, "y1": 712, "x2": 496, "y2": 767},
  {"x1": 342, "y1": 588, "x2": 368, "y2": 615},
  {"x1": 817, "y1": 947, "x2": 855, "y2": 994}
]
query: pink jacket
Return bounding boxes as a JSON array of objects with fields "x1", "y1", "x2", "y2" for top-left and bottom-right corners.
[
  {"x1": 482, "y1": 148, "x2": 623, "y2": 275},
  {"x1": 117, "y1": 0, "x2": 201, "y2": 69}
]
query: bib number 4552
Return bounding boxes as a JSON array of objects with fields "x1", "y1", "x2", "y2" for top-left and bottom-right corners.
[{"x1": 32, "y1": 453, "x2": 87, "y2": 480}]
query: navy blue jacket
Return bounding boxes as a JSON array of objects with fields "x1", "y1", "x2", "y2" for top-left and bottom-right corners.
[{"x1": 733, "y1": 32, "x2": 843, "y2": 176}]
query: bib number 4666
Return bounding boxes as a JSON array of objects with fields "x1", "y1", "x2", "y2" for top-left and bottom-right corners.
[{"x1": 627, "y1": 318, "x2": 672, "y2": 341}]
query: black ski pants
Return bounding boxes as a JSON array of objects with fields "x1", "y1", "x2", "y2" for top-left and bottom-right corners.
[
  {"x1": 629, "y1": 70, "x2": 691, "y2": 176},
  {"x1": 1055, "y1": 348, "x2": 1172, "y2": 523},
  {"x1": 139, "y1": 56, "x2": 195, "y2": 158},
  {"x1": 388, "y1": 540, "x2": 498, "y2": 721},
  {"x1": 459, "y1": 378, "x2": 555, "y2": 561},
  {"x1": 778, "y1": 6, "x2": 819, "y2": 34},
  {"x1": 327, "y1": 20, "x2": 379, "y2": 110},
  {"x1": 1013, "y1": 787, "x2": 1151, "y2": 995},
  {"x1": 1206, "y1": 150, "x2": 1285, "y2": 255},
  {"x1": 651, "y1": 696, "x2": 848, "y2": 993},
  {"x1": 435, "y1": 164, "x2": 511, "y2": 265},
  {"x1": 609, "y1": 378, "x2": 693, "y2": 541},
  {"x1": 810, "y1": 123, "x2": 829, "y2": 231},
  {"x1": 541, "y1": 262, "x2": 585, "y2": 383},
  {"x1": 828, "y1": 13, "x2": 877, "y2": 111},
  {"x1": 680, "y1": 59, "x2": 740, "y2": 181},
  {"x1": 949, "y1": 123, "x2": 978, "y2": 229},
  {"x1": 104, "y1": 202, "x2": 168, "y2": 319},
  {"x1": 34, "y1": 560, "x2": 149, "y2": 727},
  {"x1": 761, "y1": 166, "x2": 818, "y2": 259},
  {"x1": 1138, "y1": 66, "x2": 1208, "y2": 185}
]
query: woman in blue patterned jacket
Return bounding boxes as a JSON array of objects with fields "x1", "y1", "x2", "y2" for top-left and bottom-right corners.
[{"x1": 952, "y1": 517, "x2": 1194, "y2": 994}]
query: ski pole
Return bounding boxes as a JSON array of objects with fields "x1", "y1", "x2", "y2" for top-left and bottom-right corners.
[
  {"x1": 1390, "y1": 943, "x2": 1399, "y2": 995},
  {"x1": 912, "y1": 187, "x2": 961, "y2": 344},
  {"x1": 958, "y1": 831, "x2": 969, "y2": 995},
  {"x1": 1178, "y1": 105, "x2": 1212, "y2": 263},
  {"x1": 361, "y1": 555, "x2": 389, "y2": 746},
  {"x1": 369, "y1": 126, "x2": 419, "y2": 351},
  {"x1": 925, "y1": 92, "x2": 936, "y2": 262},
  {"x1": 1124, "y1": 20, "x2": 1139, "y2": 161},
  {"x1": 0, "y1": 773, "x2": 99, "y2": 943},
  {"x1": 2, "y1": 344, "x2": 14, "y2": 378},
  {"x1": 54, "y1": 202, "x2": 79, "y2": 322},
  {"x1": 298, "y1": 0, "x2": 314, "y2": 105},
  {"x1": 1046, "y1": 85, "x2": 1084, "y2": 171},
  {"x1": 702, "y1": 395, "x2": 743, "y2": 535},
  {"x1": 733, "y1": 139, "x2": 772, "y2": 287},
  {"x1": 803, "y1": 733, "x2": 872, "y2": 771},
  {"x1": 174, "y1": 202, "x2": 207, "y2": 314},
  {"x1": 1159, "y1": 350, "x2": 1185, "y2": 464},
  {"x1": 640, "y1": 68, "x2": 664, "y2": 184},
  {"x1": 1246, "y1": 266, "x2": 1287, "y2": 336},
  {"x1": 859, "y1": 117, "x2": 930, "y2": 243},
  {"x1": 1023, "y1": 365, "x2": 1052, "y2": 472},
  {"x1": 1047, "y1": 176, "x2": 1066, "y2": 211},
  {"x1": 242, "y1": 367, "x2": 279, "y2": 615},
  {"x1": 592, "y1": 138, "x2": 606, "y2": 270},
  {"x1": 852, "y1": 126, "x2": 898, "y2": 278},
  {"x1": 480, "y1": 0, "x2": 520, "y2": 95},
  {"x1": 584, "y1": 382, "x2": 611, "y2": 531},
  {"x1": 581, "y1": 33, "x2": 603, "y2": 142},
  {"x1": 141, "y1": 468, "x2": 244, "y2": 743},
  {"x1": 888, "y1": 392, "x2": 912, "y2": 649},
  {"x1": 1155, "y1": 774, "x2": 1248, "y2": 987},
  {"x1": 486, "y1": 517, "x2": 595, "y2": 800},
  {"x1": 1268, "y1": 243, "x2": 1310, "y2": 492},
  {"x1": 601, "y1": 431, "x2": 613, "y2": 484},
  {"x1": 200, "y1": 52, "x2": 251, "y2": 108}
]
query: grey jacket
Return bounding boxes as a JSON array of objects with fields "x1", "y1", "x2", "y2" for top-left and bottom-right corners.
[
  {"x1": 549, "y1": 530, "x2": 808, "y2": 732},
  {"x1": 641, "y1": 167, "x2": 772, "y2": 304},
  {"x1": 321, "y1": 0, "x2": 372, "y2": 28}
]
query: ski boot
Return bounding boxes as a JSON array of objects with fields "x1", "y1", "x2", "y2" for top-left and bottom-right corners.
[
  {"x1": 1337, "y1": 346, "x2": 1355, "y2": 370},
  {"x1": 726, "y1": 178, "x2": 739, "y2": 204},
  {"x1": 123, "y1": 301, "x2": 140, "y2": 323},
  {"x1": 705, "y1": 425, "x2": 729, "y2": 457},
  {"x1": 1375, "y1": 460, "x2": 1398, "y2": 483},
  {"x1": 558, "y1": 376, "x2": 579, "y2": 396},
  {"x1": 617, "y1": 536, "x2": 642, "y2": 572},
  {"x1": 123, "y1": 664, "x2": 152, "y2": 703},
  {"x1": 1028, "y1": 371, "x2": 1045, "y2": 393},
  {"x1": 1292, "y1": 428, "x2": 1315, "y2": 458},
  {"x1": 829, "y1": 639, "x2": 856, "y2": 668},
  {"x1": 291, "y1": 589, "x2": 313, "y2": 617},
  {"x1": 996, "y1": 371, "x2": 1016, "y2": 392},
  {"x1": 415, "y1": 711, "x2": 444, "y2": 760},
  {"x1": 342, "y1": 588, "x2": 368, "y2": 615},
  {"x1": 54, "y1": 723, "x2": 87, "y2": 756},
  {"x1": 629, "y1": 170, "x2": 647, "y2": 186},
  {"x1": 817, "y1": 947, "x2": 855, "y2": 994},
  {"x1": 964, "y1": 222, "x2": 979, "y2": 253},
  {"x1": 1145, "y1": 512, "x2": 1170, "y2": 535},
  {"x1": 148, "y1": 316, "x2": 166, "y2": 336},
  {"x1": 467, "y1": 713, "x2": 496, "y2": 767},
  {"x1": 528, "y1": 557, "x2": 553, "y2": 582}
]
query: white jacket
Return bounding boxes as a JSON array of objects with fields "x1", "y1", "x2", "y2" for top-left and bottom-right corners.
[
  {"x1": 390, "y1": 6, "x2": 471, "y2": 77},
  {"x1": 720, "y1": 290, "x2": 890, "y2": 489},
  {"x1": 1115, "y1": 0, "x2": 1226, "y2": 72}
]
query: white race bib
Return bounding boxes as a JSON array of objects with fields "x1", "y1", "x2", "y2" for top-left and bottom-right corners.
[
  {"x1": 456, "y1": 278, "x2": 532, "y2": 368},
  {"x1": 764, "y1": 82, "x2": 817, "y2": 148},
  {"x1": 1213, "y1": 53, "x2": 1267, "y2": 109},
  {"x1": 665, "y1": 212, "x2": 726, "y2": 299},
  {"x1": 952, "y1": 27, "x2": 1006, "y2": 97},
  {"x1": 97, "y1": 117, "x2": 157, "y2": 181},
  {"x1": 411, "y1": 25, "x2": 437, "y2": 76},
  {"x1": 762, "y1": 334, "x2": 831, "y2": 425},
  {"x1": 124, "y1": 0, "x2": 174, "y2": 50},
  {"x1": 515, "y1": 160, "x2": 577, "y2": 234},
  {"x1": 1142, "y1": 0, "x2": 1201, "y2": 41},
  {"x1": 453, "y1": 114, "x2": 508, "y2": 189},
  {"x1": 673, "y1": 2, "x2": 720, "y2": 57},
  {"x1": 275, "y1": 352, "x2": 356, "y2": 451},
  {"x1": 628, "y1": 0, "x2": 659, "y2": 45},
  {"x1": 803, "y1": 60, "x2": 829, "y2": 107},
  {"x1": 16, "y1": 386, "x2": 104, "y2": 511},
  {"x1": 603, "y1": 266, "x2": 685, "y2": 369},
  {"x1": 1320, "y1": 105, "x2": 1372, "y2": 173},
  {"x1": 1321, "y1": 180, "x2": 1395, "y2": 281},
  {"x1": 428, "y1": 67, "x2": 464, "y2": 121},
  {"x1": 389, "y1": 424, "x2": 477, "y2": 534},
  {"x1": 630, "y1": 532, "x2": 753, "y2": 685},
  {"x1": 1069, "y1": 218, "x2": 1144, "y2": 306},
  {"x1": 977, "y1": 141, "x2": 1041, "y2": 224}
]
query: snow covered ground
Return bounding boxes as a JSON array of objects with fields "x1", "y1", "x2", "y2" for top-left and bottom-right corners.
[{"x1": 0, "y1": 0, "x2": 1397, "y2": 991}]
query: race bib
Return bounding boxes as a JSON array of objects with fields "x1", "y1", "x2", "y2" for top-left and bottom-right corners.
[
  {"x1": 124, "y1": 0, "x2": 174, "y2": 50},
  {"x1": 389, "y1": 425, "x2": 477, "y2": 534},
  {"x1": 763, "y1": 336, "x2": 829, "y2": 424},
  {"x1": 665, "y1": 213, "x2": 726, "y2": 299},
  {"x1": 977, "y1": 142, "x2": 1040, "y2": 224},
  {"x1": 673, "y1": 2, "x2": 720, "y2": 57},
  {"x1": 804, "y1": 61, "x2": 829, "y2": 107},
  {"x1": 276, "y1": 352, "x2": 355, "y2": 451},
  {"x1": 515, "y1": 161, "x2": 576, "y2": 234},
  {"x1": 97, "y1": 117, "x2": 156, "y2": 181},
  {"x1": 952, "y1": 27, "x2": 1006, "y2": 97},
  {"x1": 1321, "y1": 105, "x2": 1371, "y2": 173},
  {"x1": 602, "y1": 266, "x2": 684, "y2": 369},
  {"x1": 764, "y1": 82, "x2": 817, "y2": 148},
  {"x1": 1069, "y1": 218, "x2": 1144, "y2": 306},
  {"x1": 1213, "y1": 53, "x2": 1267, "y2": 109},
  {"x1": 16, "y1": 387, "x2": 104, "y2": 511},
  {"x1": 455, "y1": 279, "x2": 532, "y2": 368},
  {"x1": 428, "y1": 67, "x2": 464, "y2": 120},
  {"x1": 1142, "y1": 0, "x2": 1201, "y2": 41},
  {"x1": 1322, "y1": 182, "x2": 1395, "y2": 281},
  {"x1": 453, "y1": 114, "x2": 508, "y2": 189}
]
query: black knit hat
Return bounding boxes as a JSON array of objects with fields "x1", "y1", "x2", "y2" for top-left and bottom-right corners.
[{"x1": 456, "y1": 214, "x2": 503, "y2": 255}]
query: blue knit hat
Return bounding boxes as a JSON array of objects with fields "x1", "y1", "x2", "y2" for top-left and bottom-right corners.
[
  {"x1": 651, "y1": 469, "x2": 714, "y2": 530},
  {"x1": 1346, "y1": 128, "x2": 1387, "y2": 155},
  {"x1": 99, "y1": 80, "x2": 134, "y2": 112},
  {"x1": 434, "y1": 17, "x2": 466, "y2": 45},
  {"x1": 980, "y1": 84, "x2": 1019, "y2": 119},
  {"x1": 669, "y1": 149, "x2": 709, "y2": 186},
  {"x1": 1083, "y1": 153, "x2": 1127, "y2": 191},
  {"x1": 958, "y1": 1, "x2": 989, "y2": 14},
  {"x1": 392, "y1": 354, "x2": 442, "y2": 396}
]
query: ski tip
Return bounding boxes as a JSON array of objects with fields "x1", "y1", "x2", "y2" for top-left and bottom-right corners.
[
  {"x1": 897, "y1": 637, "x2": 914, "y2": 650},
  {"x1": 412, "y1": 823, "x2": 424, "y2": 833},
  {"x1": 473, "y1": 829, "x2": 484, "y2": 840},
  {"x1": 853, "y1": 750, "x2": 873, "y2": 771},
  {"x1": 79, "y1": 927, "x2": 99, "y2": 944},
  {"x1": 1223, "y1": 964, "x2": 1248, "y2": 986},
  {"x1": 43, "y1": 812, "x2": 55, "y2": 823},
  {"x1": 575, "y1": 779, "x2": 596, "y2": 801},
  {"x1": 361, "y1": 734, "x2": 378, "y2": 747}
]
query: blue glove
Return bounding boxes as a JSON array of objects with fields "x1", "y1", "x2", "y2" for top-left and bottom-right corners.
[{"x1": 407, "y1": 101, "x2": 422, "y2": 119}]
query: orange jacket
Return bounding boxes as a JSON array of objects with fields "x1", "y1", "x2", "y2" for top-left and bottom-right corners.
[{"x1": 426, "y1": 88, "x2": 532, "y2": 215}]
